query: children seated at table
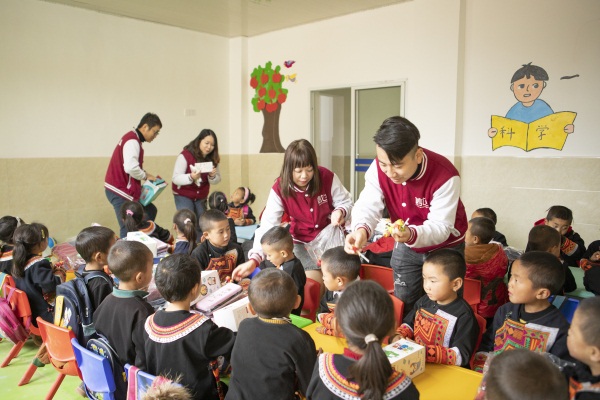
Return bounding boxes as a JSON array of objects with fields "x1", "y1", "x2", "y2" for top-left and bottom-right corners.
[
  {"x1": 172, "y1": 209, "x2": 198, "y2": 255},
  {"x1": 474, "y1": 251, "x2": 571, "y2": 372},
  {"x1": 260, "y1": 226, "x2": 306, "y2": 315},
  {"x1": 136, "y1": 254, "x2": 235, "y2": 400},
  {"x1": 526, "y1": 225, "x2": 576, "y2": 293},
  {"x1": 306, "y1": 280, "x2": 419, "y2": 400},
  {"x1": 94, "y1": 240, "x2": 155, "y2": 399},
  {"x1": 74, "y1": 226, "x2": 117, "y2": 310},
  {"x1": 465, "y1": 217, "x2": 509, "y2": 326},
  {"x1": 580, "y1": 240, "x2": 600, "y2": 295},
  {"x1": 191, "y1": 209, "x2": 245, "y2": 284},
  {"x1": 207, "y1": 191, "x2": 238, "y2": 243},
  {"x1": 472, "y1": 207, "x2": 508, "y2": 247},
  {"x1": 480, "y1": 349, "x2": 568, "y2": 400},
  {"x1": 316, "y1": 246, "x2": 360, "y2": 337},
  {"x1": 121, "y1": 200, "x2": 173, "y2": 244},
  {"x1": 0, "y1": 215, "x2": 24, "y2": 275},
  {"x1": 563, "y1": 296, "x2": 600, "y2": 400},
  {"x1": 228, "y1": 186, "x2": 257, "y2": 226},
  {"x1": 536, "y1": 205, "x2": 586, "y2": 267},
  {"x1": 227, "y1": 268, "x2": 316, "y2": 400}
]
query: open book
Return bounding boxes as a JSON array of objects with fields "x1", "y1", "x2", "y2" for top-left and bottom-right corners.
[{"x1": 491, "y1": 111, "x2": 576, "y2": 151}]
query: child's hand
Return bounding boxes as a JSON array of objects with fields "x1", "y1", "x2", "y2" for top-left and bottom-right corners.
[
  {"x1": 591, "y1": 251, "x2": 600, "y2": 262},
  {"x1": 234, "y1": 218, "x2": 245, "y2": 226},
  {"x1": 390, "y1": 334, "x2": 405, "y2": 343}
]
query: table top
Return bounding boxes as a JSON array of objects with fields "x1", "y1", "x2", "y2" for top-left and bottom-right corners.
[{"x1": 302, "y1": 323, "x2": 482, "y2": 400}]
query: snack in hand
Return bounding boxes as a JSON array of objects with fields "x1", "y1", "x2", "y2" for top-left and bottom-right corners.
[{"x1": 383, "y1": 219, "x2": 407, "y2": 237}]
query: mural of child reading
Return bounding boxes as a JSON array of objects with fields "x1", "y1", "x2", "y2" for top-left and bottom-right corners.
[{"x1": 488, "y1": 62, "x2": 576, "y2": 151}]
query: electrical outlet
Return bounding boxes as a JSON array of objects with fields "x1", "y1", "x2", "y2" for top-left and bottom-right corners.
[{"x1": 184, "y1": 108, "x2": 196, "y2": 117}]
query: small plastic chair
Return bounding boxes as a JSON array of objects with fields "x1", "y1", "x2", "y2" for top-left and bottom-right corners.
[
  {"x1": 301, "y1": 278, "x2": 321, "y2": 322},
  {"x1": 0, "y1": 272, "x2": 15, "y2": 297},
  {"x1": 124, "y1": 363, "x2": 159, "y2": 400},
  {"x1": 35, "y1": 317, "x2": 82, "y2": 400},
  {"x1": 1, "y1": 283, "x2": 41, "y2": 368},
  {"x1": 463, "y1": 277, "x2": 482, "y2": 312},
  {"x1": 360, "y1": 264, "x2": 394, "y2": 294},
  {"x1": 71, "y1": 338, "x2": 116, "y2": 400},
  {"x1": 389, "y1": 294, "x2": 405, "y2": 325},
  {"x1": 550, "y1": 295, "x2": 580, "y2": 323},
  {"x1": 471, "y1": 313, "x2": 487, "y2": 369}
]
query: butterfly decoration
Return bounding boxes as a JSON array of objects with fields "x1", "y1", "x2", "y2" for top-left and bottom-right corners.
[
  {"x1": 284, "y1": 60, "x2": 295, "y2": 68},
  {"x1": 285, "y1": 73, "x2": 297, "y2": 83}
]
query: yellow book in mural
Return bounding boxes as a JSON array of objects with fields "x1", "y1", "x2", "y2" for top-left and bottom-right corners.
[{"x1": 491, "y1": 111, "x2": 576, "y2": 151}]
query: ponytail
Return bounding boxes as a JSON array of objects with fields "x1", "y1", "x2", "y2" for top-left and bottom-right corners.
[
  {"x1": 349, "y1": 337, "x2": 393, "y2": 400},
  {"x1": 120, "y1": 201, "x2": 144, "y2": 232},
  {"x1": 238, "y1": 187, "x2": 256, "y2": 206},
  {"x1": 12, "y1": 223, "x2": 47, "y2": 278},
  {"x1": 173, "y1": 209, "x2": 198, "y2": 254}
]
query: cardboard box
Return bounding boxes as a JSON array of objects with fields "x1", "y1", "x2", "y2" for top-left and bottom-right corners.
[
  {"x1": 127, "y1": 231, "x2": 157, "y2": 257},
  {"x1": 195, "y1": 282, "x2": 242, "y2": 314},
  {"x1": 212, "y1": 296, "x2": 256, "y2": 331},
  {"x1": 383, "y1": 339, "x2": 426, "y2": 378},
  {"x1": 194, "y1": 162, "x2": 214, "y2": 173},
  {"x1": 140, "y1": 178, "x2": 167, "y2": 206},
  {"x1": 191, "y1": 270, "x2": 222, "y2": 306}
]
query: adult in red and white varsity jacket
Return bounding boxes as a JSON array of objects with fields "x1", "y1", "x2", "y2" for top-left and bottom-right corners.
[
  {"x1": 232, "y1": 139, "x2": 353, "y2": 286},
  {"x1": 345, "y1": 116, "x2": 467, "y2": 316},
  {"x1": 104, "y1": 113, "x2": 162, "y2": 238}
]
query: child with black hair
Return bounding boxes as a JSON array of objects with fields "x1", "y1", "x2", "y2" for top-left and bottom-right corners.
[
  {"x1": 0, "y1": 215, "x2": 24, "y2": 274},
  {"x1": 227, "y1": 268, "x2": 316, "y2": 400},
  {"x1": 563, "y1": 297, "x2": 600, "y2": 399},
  {"x1": 191, "y1": 209, "x2": 244, "y2": 283},
  {"x1": 465, "y1": 217, "x2": 508, "y2": 325},
  {"x1": 12, "y1": 223, "x2": 62, "y2": 326},
  {"x1": 260, "y1": 226, "x2": 306, "y2": 315},
  {"x1": 228, "y1": 186, "x2": 257, "y2": 226},
  {"x1": 94, "y1": 240, "x2": 155, "y2": 400},
  {"x1": 120, "y1": 200, "x2": 174, "y2": 245},
  {"x1": 392, "y1": 249, "x2": 479, "y2": 368},
  {"x1": 136, "y1": 254, "x2": 235, "y2": 400},
  {"x1": 172, "y1": 209, "x2": 198, "y2": 255},
  {"x1": 307, "y1": 280, "x2": 419, "y2": 400},
  {"x1": 526, "y1": 225, "x2": 577, "y2": 293},
  {"x1": 534, "y1": 205, "x2": 586, "y2": 267},
  {"x1": 75, "y1": 226, "x2": 117, "y2": 310},
  {"x1": 474, "y1": 251, "x2": 571, "y2": 372},
  {"x1": 472, "y1": 208, "x2": 508, "y2": 247},
  {"x1": 580, "y1": 240, "x2": 600, "y2": 295},
  {"x1": 207, "y1": 191, "x2": 238, "y2": 243}
]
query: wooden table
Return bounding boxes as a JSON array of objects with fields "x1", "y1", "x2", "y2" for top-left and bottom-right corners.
[{"x1": 303, "y1": 323, "x2": 482, "y2": 400}]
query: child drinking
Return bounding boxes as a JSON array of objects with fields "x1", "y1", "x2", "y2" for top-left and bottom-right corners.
[{"x1": 228, "y1": 186, "x2": 256, "y2": 226}]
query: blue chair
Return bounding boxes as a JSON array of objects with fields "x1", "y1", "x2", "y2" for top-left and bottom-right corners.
[
  {"x1": 71, "y1": 338, "x2": 116, "y2": 400},
  {"x1": 549, "y1": 295, "x2": 580, "y2": 323},
  {"x1": 125, "y1": 363, "x2": 159, "y2": 400}
]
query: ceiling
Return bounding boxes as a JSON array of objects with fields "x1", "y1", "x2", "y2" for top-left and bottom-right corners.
[{"x1": 42, "y1": 0, "x2": 411, "y2": 38}]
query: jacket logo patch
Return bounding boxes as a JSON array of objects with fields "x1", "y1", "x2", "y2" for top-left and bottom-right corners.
[
  {"x1": 317, "y1": 194, "x2": 328, "y2": 206},
  {"x1": 415, "y1": 198, "x2": 429, "y2": 208}
]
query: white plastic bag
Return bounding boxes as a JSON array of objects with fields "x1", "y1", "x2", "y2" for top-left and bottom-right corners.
[{"x1": 305, "y1": 224, "x2": 345, "y2": 265}]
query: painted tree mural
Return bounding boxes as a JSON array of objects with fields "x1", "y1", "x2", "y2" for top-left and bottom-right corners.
[{"x1": 250, "y1": 61, "x2": 288, "y2": 153}]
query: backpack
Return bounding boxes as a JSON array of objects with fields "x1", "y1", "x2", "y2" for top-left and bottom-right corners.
[
  {"x1": 55, "y1": 269, "x2": 113, "y2": 345},
  {"x1": 0, "y1": 285, "x2": 29, "y2": 344},
  {"x1": 87, "y1": 334, "x2": 127, "y2": 399}
]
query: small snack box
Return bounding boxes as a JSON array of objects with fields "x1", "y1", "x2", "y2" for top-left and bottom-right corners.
[
  {"x1": 127, "y1": 231, "x2": 157, "y2": 257},
  {"x1": 195, "y1": 282, "x2": 242, "y2": 314},
  {"x1": 383, "y1": 339, "x2": 426, "y2": 379},
  {"x1": 191, "y1": 270, "x2": 222, "y2": 306},
  {"x1": 212, "y1": 296, "x2": 256, "y2": 331}
]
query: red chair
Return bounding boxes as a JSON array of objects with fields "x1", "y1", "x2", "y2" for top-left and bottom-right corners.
[
  {"x1": 301, "y1": 278, "x2": 321, "y2": 322},
  {"x1": 463, "y1": 278, "x2": 481, "y2": 313},
  {"x1": 470, "y1": 313, "x2": 487, "y2": 369},
  {"x1": 389, "y1": 294, "x2": 405, "y2": 326},
  {"x1": 0, "y1": 272, "x2": 15, "y2": 297},
  {"x1": 1, "y1": 284, "x2": 40, "y2": 368},
  {"x1": 360, "y1": 264, "x2": 394, "y2": 294},
  {"x1": 35, "y1": 317, "x2": 82, "y2": 400}
]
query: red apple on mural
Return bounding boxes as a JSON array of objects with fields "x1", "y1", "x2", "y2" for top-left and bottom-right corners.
[
  {"x1": 250, "y1": 77, "x2": 258, "y2": 88},
  {"x1": 265, "y1": 102, "x2": 278, "y2": 113},
  {"x1": 272, "y1": 73, "x2": 282, "y2": 83},
  {"x1": 258, "y1": 87, "x2": 266, "y2": 97},
  {"x1": 268, "y1": 89, "x2": 276, "y2": 99},
  {"x1": 278, "y1": 93, "x2": 287, "y2": 104},
  {"x1": 257, "y1": 100, "x2": 266, "y2": 110},
  {"x1": 261, "y1": 73, "x2": 269, "y2": 84}
]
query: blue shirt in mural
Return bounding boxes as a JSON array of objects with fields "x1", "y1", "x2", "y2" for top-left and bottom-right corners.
[{"x1": 505, "y1": 99, "x2": 553, "y2": 123}]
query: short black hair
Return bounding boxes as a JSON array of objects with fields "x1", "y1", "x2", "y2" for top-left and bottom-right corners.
[
  {"x1": 469, "y1": 217, "x2": 495, "y2": 244},
  {"x1": 486, "y1": 349, "x2": 567, "y2": 400},
  {"x1": 321, "y1": 246, "x2": 360, "y2": 280},
  {"x1": 511, "y1": 62, "x2": 549, "y2": 83},
  {"x1": 199, "y1": 209, "x2": 228, "y2": 232},
  {"x1": 546, "y1": 205, "x2": 574, "y2": 224},
  {"x1": 260, "y1": 226, "x2": 293, "y2": 253},
  {"x1": 137, "y1": 112, "x2": 162, "y2": 130},
  {"x1": 373, "y1": 116, "x2": 420, "y2": 164},
  {"x1": 473, "y1": 208, "x2": 497, "y2": 224},
  {"x1": 107, "y1": 240, "x2": 153, "y2": 282},
  {"x1": 248, "y1": 268, "x2": 297, "y2": 318},
  {"x1": 575, "y1": 297, "x2": 600, "y2": 349},
  {"x1": 525, "y1": 225, "x2": 561, "y2": 252},
  {"x1": 207, "y1": 191, "x2": 229, "y2": 213},
  {"x1": 517, "y1": 251, "x2": 564, "y2": 294},
  {"x1": 155, "y1": 254, "x2": 201, "y2": 302},
  {"x1": 75, "y1": 226, "x2": 116, "y2": 262},
  {"x1": 0, "y1": 215, "x2": 24, "y2": 244},
  {"x1": 424, "y1": 248, "x2": 466, "y2": 281}
]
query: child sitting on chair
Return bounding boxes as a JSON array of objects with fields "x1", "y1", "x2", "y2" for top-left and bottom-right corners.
[
  {"x1": 136, "y1": 254, "x2": 235, "y2": 400},
  {"x1": 121, "y1": 201, "x2": 173, "y2": 245},
  {"x1": 392, "y1": 249, "x2": 479, "y2": 368},
  {"x1": 172, "y1": 209, "x2": 198, "y2": 255},
  {"x1": 471, "y1": 208, "x2": 508, "y2": 247},
  {"x1": 228, "y1": 268, "x2": 316, "y2": 400},
  {"x1": 0, "y1": 215, "x2": 25, "y2": 275},
  {"x1": 535, "y1": 205, "x2": 586, "y2": 267},
  {"x1": 228, "y1": 186, "x2": 256, "y2": 226},
  {"x1": 260, "y1": 226, "x2": 306, "y2": 316},
  {"x1": 316, "y1": 246, "x2": 360, "y2": 337}
]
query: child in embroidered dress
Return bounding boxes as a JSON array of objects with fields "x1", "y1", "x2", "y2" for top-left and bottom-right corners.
[
  {"x1": 12, "y1": 223, "x2": 62, "y2": 326},
  {"x1": 228, "y1": 186, "x2": 256, "y2": 226},
  {"x1": 172, "y1": 209, "x2": 198, "y2": 255},
  {"x1": 260, "y1": 226, "x2": 306, "y2": 315},
  {"x1": 207, "y1": 191, "x2": 238, "y2": 243},
  {"x1": 0, "y1": 215, "x2": 25, "y2": 275},
  {"x1": 227, "y1": 268, "x2": 316, "y2": 400},
  {"x1": 316, "y1": 246, "x2": 360, "y2": 337},
  {"x1": 307, "y1": 280, "x2": 419, "y2": 400},
  {"x1": 121, "y1": 200, "x2": 174, "y2": 245},
  {"x1": 474, "y1": 251, "x2": 571, "y2": 372},
  {"x1": 191, "y1": 209, "x2": 245, "y2": 284},
  {"x1": 391, "y1": 248, "x2": 479, "y2": 368},
  {"x1": 535, "y1": 205, "x2": 586, "y2": 267},
  {"x1": 136, "y1": 254, "x2": 235, "y2": 400}
]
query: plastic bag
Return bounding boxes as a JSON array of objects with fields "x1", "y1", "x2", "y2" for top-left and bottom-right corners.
[{"x1": 305, "y1": 224, "x2": 345, "y2": 265}]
